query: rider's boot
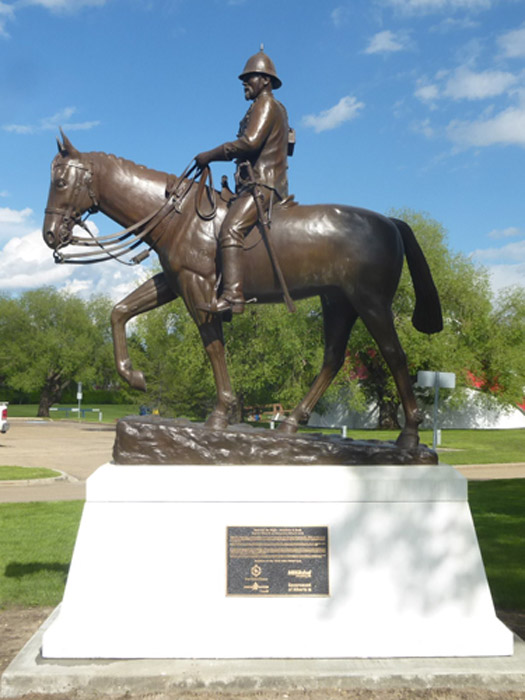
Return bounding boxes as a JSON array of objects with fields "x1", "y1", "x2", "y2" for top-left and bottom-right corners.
[{"x1": 198, "y1": 244, "x2": 245, "y2": 315}]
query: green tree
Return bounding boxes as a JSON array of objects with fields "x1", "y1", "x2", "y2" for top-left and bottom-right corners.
[
  {"x1": 224, "y1": 299, "x2": 324, "y2": 417},
  {"x1": 128, "y1": 297, "x2": 324, "y2": 420},
  {"x1": 130, "y1": 301, "x2": 216, "y2": 418},
  {"x1": 0, "y1": 288, "x2": 115, "y2": 417}
]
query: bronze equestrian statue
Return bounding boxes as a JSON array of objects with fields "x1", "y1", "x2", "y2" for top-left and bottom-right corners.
[
  {"x1": 42, "y1": 55, "x2": 442, "y2": 449},
  {"x1": 195, "y1": 48, "x2": 291, "y2": 315}
]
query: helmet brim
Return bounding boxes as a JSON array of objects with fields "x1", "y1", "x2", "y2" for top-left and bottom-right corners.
[{"x1": 238, "y1": 72, "x2": 282, "y2": 90}]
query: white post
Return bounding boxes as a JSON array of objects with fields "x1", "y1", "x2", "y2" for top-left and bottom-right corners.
[
  {"x1": 76, "y1": 382, "x2": 83, "y2": 422},
  {"x1": 433, "y1": 372, "x2": 440, "y2": 450}
]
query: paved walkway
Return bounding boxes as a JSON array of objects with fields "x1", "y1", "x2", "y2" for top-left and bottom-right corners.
[
  {"x1": 0, "y1": 419, "x2": 115, "y2": 503},
  {"x1": 1, "y1": 419, "x2": 524, "y2": 503}
]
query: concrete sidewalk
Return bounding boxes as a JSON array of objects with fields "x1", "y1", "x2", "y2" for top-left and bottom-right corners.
[{"x1": 0, "y1": 419, "x2": 115, "y2": 503}]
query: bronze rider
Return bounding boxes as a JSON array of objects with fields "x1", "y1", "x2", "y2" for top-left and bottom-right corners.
[{"x1": 195, "y1": 48, "x2": 289, "y2": 315}]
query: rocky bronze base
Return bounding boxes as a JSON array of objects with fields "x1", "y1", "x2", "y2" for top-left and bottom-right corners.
[{"x1": 112, "y1": 416, "x2": 438, "y2": 466}]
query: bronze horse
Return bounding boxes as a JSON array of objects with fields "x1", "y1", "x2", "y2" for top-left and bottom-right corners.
[{"x1": 42, "y1": 133, "x2": 442, "y2": 448}]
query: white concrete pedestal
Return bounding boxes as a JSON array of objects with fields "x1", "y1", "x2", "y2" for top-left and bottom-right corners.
[{"x1": 42, "y1": 463, "x2": 513, "y2": 659}]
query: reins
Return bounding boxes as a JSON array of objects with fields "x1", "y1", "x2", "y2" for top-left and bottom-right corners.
[{"x1": 53, "y1": 160, "x2": 217, "y2": 266}]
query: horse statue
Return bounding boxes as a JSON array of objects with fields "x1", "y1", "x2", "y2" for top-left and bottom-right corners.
[{"x1": 42, "y1": 132, "x2": 442, "y2": 449}]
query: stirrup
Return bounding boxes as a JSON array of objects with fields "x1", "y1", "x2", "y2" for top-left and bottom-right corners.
[{"x1": 196, "y1": 295, "x2": 257, "y2": 315}]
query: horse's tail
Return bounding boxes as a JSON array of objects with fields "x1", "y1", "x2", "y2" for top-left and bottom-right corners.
[{"x1": 391, "y1": 217, "x2": 443, "y2": 335}]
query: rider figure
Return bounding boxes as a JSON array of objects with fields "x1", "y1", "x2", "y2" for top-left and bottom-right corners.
[{"x1": 195, "y1": 48, "x2": 290, "y2": 315}]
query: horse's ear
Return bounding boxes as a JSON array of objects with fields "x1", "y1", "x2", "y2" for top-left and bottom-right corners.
[
  {"x1": 57, "y1": 127, "x2": 79, "y2": 157},
  {"x1": 56, "y1": 136, "x2": 66, "y2": 156}
]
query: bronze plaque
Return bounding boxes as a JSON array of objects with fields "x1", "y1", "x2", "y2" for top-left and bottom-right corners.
[{"x1": 227, "y1": 526, "x2": 329, "y2": 596}]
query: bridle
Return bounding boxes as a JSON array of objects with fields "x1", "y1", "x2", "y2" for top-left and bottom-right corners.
[
  {"x1": 48, "y1": 159, "x2": 217, "y2": 266},
  {"x1": 45, "y1": 160, "x2": 99, "y2": 249}
]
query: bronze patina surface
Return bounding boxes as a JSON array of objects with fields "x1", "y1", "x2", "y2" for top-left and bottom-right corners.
[
  {"x1": 42, "y1": 52, "x2": 443, "y2": 451},
  {"x1": 112, "y1": 416, "x2": 438, "y2": 466}
]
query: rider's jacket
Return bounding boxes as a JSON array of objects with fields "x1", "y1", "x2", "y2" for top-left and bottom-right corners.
[{"x1": 223, "y1": 92, "x2": 289, "y2": 200}]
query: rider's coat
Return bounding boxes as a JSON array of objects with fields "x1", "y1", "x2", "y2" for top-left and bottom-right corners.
[{"x1": 224, "y1": 91, "x2": 289, "y2": 201}]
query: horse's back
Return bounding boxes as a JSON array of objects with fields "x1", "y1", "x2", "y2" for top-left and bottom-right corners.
[{"x1": 244, "y1": 202, "x2": 404, "y2": 300}]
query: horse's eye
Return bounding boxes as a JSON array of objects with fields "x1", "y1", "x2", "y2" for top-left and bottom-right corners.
[{"x1": 56, "y1": 178, "x2": 67, "y2": 189}]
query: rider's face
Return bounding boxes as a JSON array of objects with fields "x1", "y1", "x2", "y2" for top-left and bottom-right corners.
[{"x1": 243, "y1": 73, "x2": 270, "y2": 101}]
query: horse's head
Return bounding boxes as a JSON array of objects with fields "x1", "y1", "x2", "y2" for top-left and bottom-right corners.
[{"x1": 43, "y1": 130, "x2": 98, "y2": 252}]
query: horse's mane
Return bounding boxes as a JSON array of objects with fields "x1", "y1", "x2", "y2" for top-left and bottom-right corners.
[{"x1": 88, "y1": 151, "x2": 170, "y2": 182}]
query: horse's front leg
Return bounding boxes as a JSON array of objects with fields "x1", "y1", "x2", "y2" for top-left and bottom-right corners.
[
  {"x1": 111, "y1": 272, "x2": 177, "y2": 391},
  {"x1": 200, "y1": 325, "x2": 238, "y2": 430},
  {"x1": 181, "y1": 273, "x2": 238, "y2": 430}
]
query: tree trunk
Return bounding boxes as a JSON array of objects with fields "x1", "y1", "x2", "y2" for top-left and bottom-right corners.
[
  {"x1": 378, "y1": 399, "x2": 401, "y2": 430},
  {"x1": 37, "y1": 390, "x2": 53, "y2": 418},
  {"x1": 37, "y1": 375, "x2": 69, "y2": 418}
]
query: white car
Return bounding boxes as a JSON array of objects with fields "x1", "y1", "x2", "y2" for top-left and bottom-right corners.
[{"x1": 0, "y1": 402, "x2": 9, "y2": 433}]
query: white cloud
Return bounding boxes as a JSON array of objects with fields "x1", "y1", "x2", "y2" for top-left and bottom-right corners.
[
  {"x1": 0, "y1": 205, "x2": 36, "y2": 242},
  {"x1": 488, "y1": 227, "x2": 523, "y2": 240},
  {"x1": 26, "y1": 0, "x2": 108, "y2": 11},
  {"x1": 411, "y1": 118, "x2": 436, "y2": 138},
  {"x1": 0, "y1": 1, "x2": 14, "y2": 37},
  {"x1": 0, "y1": 229, "x2": 72, "y2": 289},
  {"x1": 498, "y1": 26, "x2": 525, "y2": 59},
  {"x1": 444, "y1": 66, "x2": 517, "y2": 100},
  {"x1": 415, "y1": 82, "x2": 440, "y2": 103},
  {"x1": 416, "y1": 66, "x2": 518, "y2": 103},
  {"x1": 331, "y1": 6, "x2": 349, "y2": 27},
  {"x1": 0, "y1": 206, "x2": 33, "y2": 224},
  {"x1": 365, "y1": 30, "x2": 409, "y2": 54},
  {"x1": 471, "y1": 239, "x2": 525, "y2": 262},
  {"x1": 0, "y1": 0, "x2": 107, "y2": 38},
  {"x1": 471, "y1": 237, "x2": 525, "y2": 292},
  {"x1": 0, "y1": 224, "x2": 148, "y2": 300},
  {"x1": 382, "y1": 0, "x2": 492, "y2": 13},
  {"x1": 484, "y1": 263, "x2": 525, "y2": 292},
  {"x1": 3, "y1": 106, "x2": 99, "y2": 135},
  {"x1": 430, "y1": 16, "x2": 479, "y2": 31},
  {"x1": 447, "y1": 104, "x2": 525, "y2": 148},
  {"x1": 302, "y1": 96, "x2": 364, "y2": 133}
]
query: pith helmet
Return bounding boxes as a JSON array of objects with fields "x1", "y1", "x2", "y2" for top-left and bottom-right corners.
[{"x1": 239, "y1": 48, "x2": 282, "y2": 89}]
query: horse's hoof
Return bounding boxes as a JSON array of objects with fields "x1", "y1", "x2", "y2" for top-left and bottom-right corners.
[
  {"x1": 277, "y1": 419, "x2": 298, "y2": 435},
  {"x1": 395, "y1": 430, "x2": 419, "y2": 450},
  {"x1": 205, "y1": 414, "x2": 228, "y2": 431},
  {"x1": 129, "y1": 370, "x2": 147, "y2": 392}
]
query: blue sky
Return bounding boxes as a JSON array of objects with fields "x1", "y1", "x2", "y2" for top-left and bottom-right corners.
[{"x1": 0, "y1": 0, "x2": 524, "y2": 300}]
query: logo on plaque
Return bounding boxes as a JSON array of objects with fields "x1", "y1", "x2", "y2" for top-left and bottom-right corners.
[{"x1": 251, "y1": 564, "x2": 262, "y2": 578}]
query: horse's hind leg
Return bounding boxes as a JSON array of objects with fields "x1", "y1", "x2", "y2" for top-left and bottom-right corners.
[
  {"x1": 357, "y1": 300, "x2": 421, "y2": 449},
  {"x1": 279, "y1": 292, "x2": 358, "y2": 434},
  {"x1": 111, "y1": 272, "x2": 176, "y2": 391}
]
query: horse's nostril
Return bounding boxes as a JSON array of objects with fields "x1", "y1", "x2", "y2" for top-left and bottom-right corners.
[{"x1": 44, "y1": 230, "x2": 56, "y2": 247}]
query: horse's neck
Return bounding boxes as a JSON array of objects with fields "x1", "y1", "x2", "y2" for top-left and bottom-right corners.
[{"x1": 92, "y1": 153, "x2": 168, "y2": 228}]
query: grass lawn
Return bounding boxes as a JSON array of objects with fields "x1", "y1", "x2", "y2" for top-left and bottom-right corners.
[
  {"x1": 0, "y1": 501, "x2": 84, "y2": 607},
  {"x1": 0, "y1": 480, "x2": 523, "y2": 611},
  {"x1": 0, "y1": 466, "x2": 61, "y2": 481},
  {"x1": 7, "y1": 404, "x2": 139, "y2": 423},
  {"x1": 469, "y1": 480, "x2": 525, "y2": 610},
  {"x1": 299, "y1": 427, "x2": 525, "y2": 465}
]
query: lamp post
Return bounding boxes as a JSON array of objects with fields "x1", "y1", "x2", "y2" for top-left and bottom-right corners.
[{"x1": 417, "y1": 371, "x2": 456, "y2": 450}]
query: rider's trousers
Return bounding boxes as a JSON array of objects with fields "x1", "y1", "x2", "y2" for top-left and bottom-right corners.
[{"x1": 220, "y1": 190, "x2": 270, "y2": 248}]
